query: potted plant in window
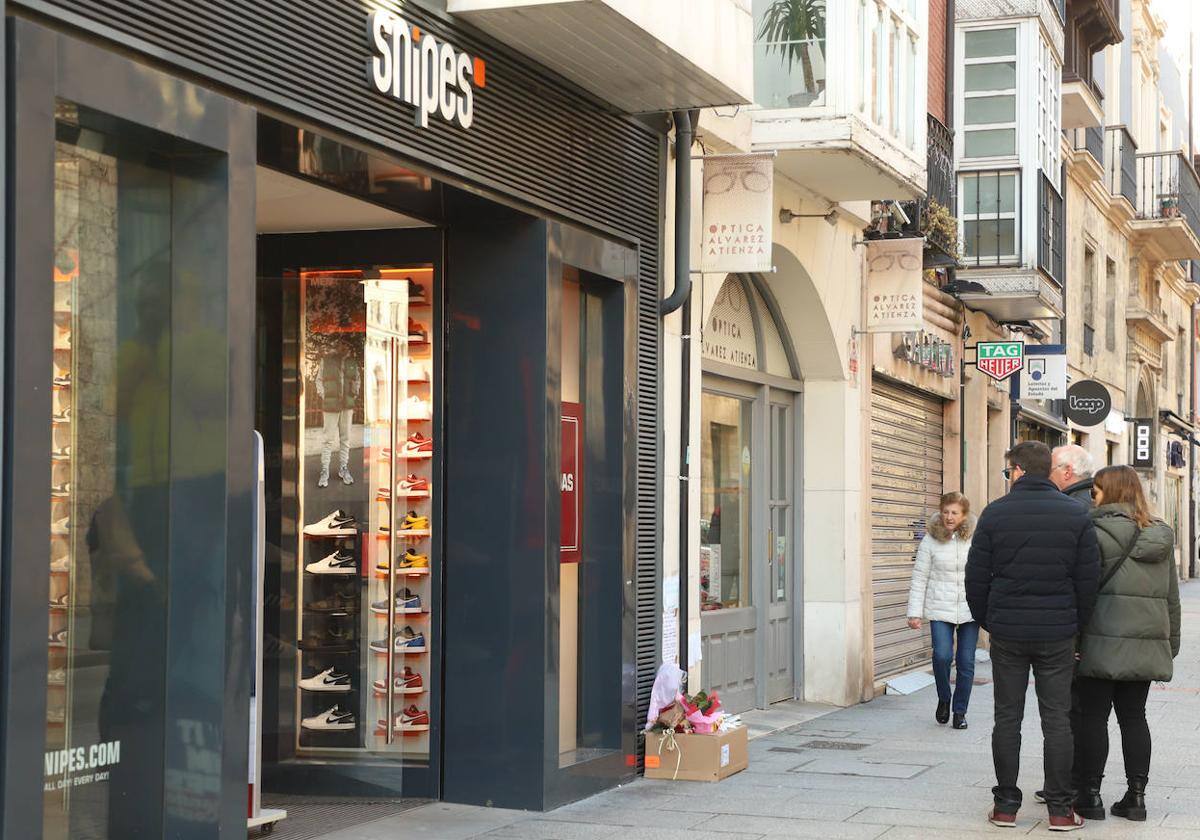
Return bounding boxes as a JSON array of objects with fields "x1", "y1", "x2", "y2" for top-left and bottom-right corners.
[{"x1": 757, "y1": 0, "x2": 827, "y2": 107}]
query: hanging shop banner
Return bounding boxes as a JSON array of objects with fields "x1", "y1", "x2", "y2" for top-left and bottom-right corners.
[
  {"x1": 1066, "y1": 380, "x2": 1113, "y2": 426},
  {"x1": 1131, "y1": 419, "x2": 1154, "y2": 470},
  {"x1": 1018, "y1": 346, "x2": 1067, "y2": 401},
  {"x1": 561, "y1": 402, "x2": 583, "y2": 563},
  {"x1": 894, "y1": 331, "x2": 956, "y2": 377},
  {"x1": 975, "y1": 340, "x2": 1024, "y2": 382},
  {"x1": 864, "y1": 238, "x2": 924, "y2": 333},
  {"x1": 700, "y1": 153, "x2": 774, "y2": 273}
]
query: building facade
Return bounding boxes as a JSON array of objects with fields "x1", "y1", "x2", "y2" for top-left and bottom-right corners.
[{"x1": 0, "y1": 0, "x2": 753, "y2": 835}]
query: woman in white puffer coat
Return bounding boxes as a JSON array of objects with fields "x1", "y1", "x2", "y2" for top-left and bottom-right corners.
[{"x1": 906, "y1": 491, "x2": 978, "y2": 730}]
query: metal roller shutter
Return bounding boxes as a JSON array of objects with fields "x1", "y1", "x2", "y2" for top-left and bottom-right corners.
[{"x1": 870, "y1": 378, "x2": 945, "y2": 682}]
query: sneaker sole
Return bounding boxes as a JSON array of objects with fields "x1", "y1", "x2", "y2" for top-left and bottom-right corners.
[
  {"x1": 302, "y1": 722, "x2": 355, "y2": 731},
  {"x1": 299, "y1": 684, "x2": 352, "y2": 693},
  {"x1": 306, "y1": 567, "x2": 357, "y2": 575},
  {"x1": 303, "y1": 529, "x2": 358, "y2": 537},
  {"x1": 1047, "y1": 824, "x2": 1083, "y2": 832}
]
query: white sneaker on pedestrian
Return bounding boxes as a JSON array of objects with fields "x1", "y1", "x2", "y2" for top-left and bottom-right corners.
[
  {"x1": 317, "y1": 467, "x2": 330, "y2": 488},
  {"x1": 340, "y1": 466, "x2": 354, "y2": 485}
]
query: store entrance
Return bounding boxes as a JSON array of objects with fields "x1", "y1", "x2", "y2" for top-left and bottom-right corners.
[{"x1": 255, "y1": 165, "x2": 442, "y2": 800}]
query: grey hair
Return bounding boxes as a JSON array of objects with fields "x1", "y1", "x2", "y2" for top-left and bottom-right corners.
[{"x1": 1053, "y1": 444, "x2": 1094, "y2": 479}]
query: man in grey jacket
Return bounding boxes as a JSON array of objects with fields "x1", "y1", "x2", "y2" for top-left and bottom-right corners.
[{"x1": 1051, "y1": 444, "x2": 1094, "y2": 504}]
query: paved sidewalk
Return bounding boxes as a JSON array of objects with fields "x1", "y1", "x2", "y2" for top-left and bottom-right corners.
[{"x1": 321, "y1": 581, "x2": 1200, "y2": 839}]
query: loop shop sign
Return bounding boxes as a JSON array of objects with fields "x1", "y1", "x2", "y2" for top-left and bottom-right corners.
[{"x1": 1065, "y1": 380, "x2": 1113, "y2": 427}]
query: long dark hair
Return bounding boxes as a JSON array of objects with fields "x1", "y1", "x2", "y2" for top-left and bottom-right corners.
[{"x1": 1092, "y1": 465, "x2": 1153, "y2": 528}]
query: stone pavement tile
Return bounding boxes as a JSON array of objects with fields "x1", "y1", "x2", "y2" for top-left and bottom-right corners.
[
  {"x1": 693, "y1": 814, "x2": 887, "y2": 839},
  {"x1": 655, "y1": 794, "x2": 864, "y2": 822},
  {"x1": 311, "y1": 802, "x2": 528, "y2": 840},
  {"x1": 873, "y1": 826, "x2": 1039, "y2": 839},
  {"x1": 849, "y1": 806, "x2": 1034, "y2": 832},
  {"x1": 786, "y1": 756, "x2": 933, "y2": 779},
  {"x1": 1163, "y1": 812, "x2": 1200, "y2": 830},
  {"x1": 480, "y1": 818, "x2": 624, "y2": 839},
  {"x1": 541, "y1": 802, "x2": 712, "y2": 830},
  {"x1": 486, "y1": 826, "x2": 765, "y2": 840}
]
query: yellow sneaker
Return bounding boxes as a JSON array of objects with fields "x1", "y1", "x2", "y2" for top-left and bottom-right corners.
[{"x1": 398, "y1": 549, "x2": 429, "y2": 569}]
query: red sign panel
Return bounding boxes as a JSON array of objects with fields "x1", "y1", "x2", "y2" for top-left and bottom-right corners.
[
  {"x1": 978, "y1": 355, "x2": 1023, "y2": 381},
  {"x1": 561, "y1": 403, "x2": 582, "y2": 563}
]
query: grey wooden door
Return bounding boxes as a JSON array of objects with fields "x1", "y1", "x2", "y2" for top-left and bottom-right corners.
[{"x1": 765, "y1": 397, "x2": 795, "y2": 703}]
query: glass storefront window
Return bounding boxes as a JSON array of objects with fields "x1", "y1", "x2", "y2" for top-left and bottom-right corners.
[
  {"x1": 700, "y1": 393, "x2": 753, "y2": 610},
  {"x1": 45, "y1": 105, "x2": 178, "y2": 839},
  {"x1": 291, "y1": 265, "x2": 435, "y2": 762}
]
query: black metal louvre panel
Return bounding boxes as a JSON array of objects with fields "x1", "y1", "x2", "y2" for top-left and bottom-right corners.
[{"x1": 17, "y1": 0, "x2": 663, "y2": 759}]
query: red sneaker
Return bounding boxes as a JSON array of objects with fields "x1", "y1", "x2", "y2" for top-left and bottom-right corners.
[
  {"x1": 1048, "y1": 811, "x2": 1084, "y2": 832},
  {"x1": 398, "y1": 474, "x2": 429, "y2": 495},
  {"x1": 988, "y1": 809, "x2": 1017, "y2": 828}
]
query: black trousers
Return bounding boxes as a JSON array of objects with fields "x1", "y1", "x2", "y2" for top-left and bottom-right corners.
[
  {"x1": 1073, "y1": 676, "x2": 1151, "y2": 784},
  {"x1": 990, "y1": 636, "x2": 1076, "y2": 815}
]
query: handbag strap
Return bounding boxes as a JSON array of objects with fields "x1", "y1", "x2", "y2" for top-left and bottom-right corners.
[{"x1": 1097, "y1": 528, "x2": 1141, "y2": 592}]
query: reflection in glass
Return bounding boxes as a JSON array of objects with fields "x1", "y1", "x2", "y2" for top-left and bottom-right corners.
[
  {"x1": 46, "y1": 110, "x2": 174, "y2": 840},
  {"x1": 699, "y1": 393, "x2": 752, "y2": 610},
  {"x1": 753, "y1": 0, "x2": 827, "y2": 109}
]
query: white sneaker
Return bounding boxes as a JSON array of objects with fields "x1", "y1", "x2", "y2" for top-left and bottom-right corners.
[
  {"x1": 47, "y1": 667, "x2": 66, "y2": 686},
  {"x1": 339, "y1": 466, "x2": 354, "y2": 486},
  {"x1": 400, "y1": 396, "x2": 431, "y2": 420},
  {"x1": 298, "y1": 667, "x2": 351, "y2": 693},
  {"x1": 51, "y1": 482, "x2": 70, "y2": 498},
  {"x1": 302, "y1": 510, "x2": 358, "y2": 537},
  {"x1": 51, "y1": 445, "x2": 71, "y2": 462},
  {"x1": 304, "y1": 549, "x2": 357, "y2": 575},
  {"x1": 406, "y1": 360, "x2": 427, "y2": 382},
  {"x1": 50, "y1": 556, "x2": 70, "y2": 573},
  {"x1": 301, "y1": 704, "x2": 356, "y2": 731},
  {"x1": 317, "y1": 467, "x2": 329, "y2": 488},
  {"x1": 51, "y1": 517, "x2": 70, "y2": 536}
]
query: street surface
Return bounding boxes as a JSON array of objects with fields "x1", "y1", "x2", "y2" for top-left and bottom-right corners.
[{"x1": 319, "y1": 581, "x2": 1200, "y2": 839}]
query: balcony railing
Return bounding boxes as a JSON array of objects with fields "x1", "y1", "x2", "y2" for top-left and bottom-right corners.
[
  {"x1": 1104, "y1": 126, "x2": 1137, "y2": 207},
  {"x1": 927, "y1": 114, "x2": 954, "y2": 210},
  {"x1": 1135, "y1": 151, "x2": 1200, "y2": 241},
  {"x1": 1071, "y1": 126, "x2": 1104, "y2": 166},
  {"x1": 1038, "y1": 172, "x2": 1065, "y2": 285}
]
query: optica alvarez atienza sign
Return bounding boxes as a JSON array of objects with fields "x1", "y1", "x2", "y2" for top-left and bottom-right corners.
[{"x1": 367, "y1": 9, "x2": 487, "y2": 129}]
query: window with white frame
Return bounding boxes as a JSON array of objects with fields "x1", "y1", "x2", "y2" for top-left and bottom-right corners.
[
  {"x1": 960, "y1": 170, "x2": 1019, "y2": 265},
  {"x1": 962, "y1": 27, "x2": 1017, "y2": 159},
  {"x1": 857, "y1": 0, "x2": 921, "y2": 149},
  {"x1": 1038, "y1": 33, "x2": 1061, "y2": 181}
]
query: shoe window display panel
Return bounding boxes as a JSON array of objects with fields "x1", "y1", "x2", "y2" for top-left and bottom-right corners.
[{"x1": 291, "y1": 264, "x2": 436, "y2": 762}]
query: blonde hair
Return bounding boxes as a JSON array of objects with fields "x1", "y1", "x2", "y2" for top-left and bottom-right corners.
[{"x1": 939, "y1": 491, "x2": 970, "y2": 515}]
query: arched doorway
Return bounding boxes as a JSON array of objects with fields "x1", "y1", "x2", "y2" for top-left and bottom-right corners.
[{"x1": 698, "y1": 273, "x2": 802, "y2": 712}]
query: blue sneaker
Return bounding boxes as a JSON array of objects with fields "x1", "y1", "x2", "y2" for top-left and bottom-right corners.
[
  {"x1": 369, "y1": 626, "x2": 425, "y2": 653},
  {"x1": 369, "y1": 588, "x2": 421, "y2": 615}
]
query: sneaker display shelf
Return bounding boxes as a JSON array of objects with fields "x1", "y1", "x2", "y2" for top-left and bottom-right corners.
[
  {"x1": 293, "y1": 267, "x2": 434, "y2": 762},
  {"x1": 46, "y1": 252, "x2": 76, "y2": 800},
  {"x1": 365, "y1": 272, "x2": 434, "y2": 757}
]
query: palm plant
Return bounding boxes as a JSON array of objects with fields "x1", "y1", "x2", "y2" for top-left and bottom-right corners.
[{"x1": 757, "y1": 0, "x2": 827, "y2": 100}]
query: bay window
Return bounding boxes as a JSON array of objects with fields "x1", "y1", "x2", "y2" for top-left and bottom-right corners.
[
  {"x1": 962, "y1": 27, "x2": 1017, "y2": 159},
  {"x1": 960, "y1": 170, "x2": 1019, "y2": 265}
]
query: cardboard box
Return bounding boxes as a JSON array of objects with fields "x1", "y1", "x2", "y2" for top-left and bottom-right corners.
[{"x1": 644, "y1": 726, "x2": 748, "y2": 782}]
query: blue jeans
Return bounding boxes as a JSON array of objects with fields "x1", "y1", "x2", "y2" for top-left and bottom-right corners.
[{"x1": 930, "y1": 620, "x2": 980, "y2": 715}]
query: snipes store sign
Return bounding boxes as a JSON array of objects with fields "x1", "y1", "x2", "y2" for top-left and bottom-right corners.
[{"x1": 367, "y1": 10, "x2": 487, "y2": 129}]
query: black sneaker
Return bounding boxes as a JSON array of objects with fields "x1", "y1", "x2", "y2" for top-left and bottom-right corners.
[
  {"x1": 952, "y1": 714, "x2": 968, "y2": 730},
  {"x1": 936, "y1": 700, "x2": 950, "y2": 725}
]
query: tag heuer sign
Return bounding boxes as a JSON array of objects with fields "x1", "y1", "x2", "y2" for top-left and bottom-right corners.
[{"x1": 976, "y1": 341, "x2": 1024, "y2": 382}]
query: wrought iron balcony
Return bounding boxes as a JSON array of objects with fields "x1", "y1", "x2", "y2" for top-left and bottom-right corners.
[
  {"x1": 1104, "y1": 126, "x2": 1137, "y2": 209},
  {"x1": 1131, "y1": 151, "x2": 1200, "y2": 260},
  {"x1": 899, "y1": 115, "x2": 957, "y2": 267},
  {"x1": 1062, "y1": 0, "x2": 1120, "y2": 128}
]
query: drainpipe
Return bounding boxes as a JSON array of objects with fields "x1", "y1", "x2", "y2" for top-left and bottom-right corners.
[{"x1": 662, "y1": 109, "x2": 699, "y2": 671}]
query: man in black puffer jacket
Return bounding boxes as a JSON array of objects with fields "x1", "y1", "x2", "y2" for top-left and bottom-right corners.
[{"x1": 966, "y1": 441, "x2": 1100, "y2": 830}]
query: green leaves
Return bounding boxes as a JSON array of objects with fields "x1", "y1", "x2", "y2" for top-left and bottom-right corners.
[{"x1": 756, "y1": 0, "x2": 826, "y2": 71}]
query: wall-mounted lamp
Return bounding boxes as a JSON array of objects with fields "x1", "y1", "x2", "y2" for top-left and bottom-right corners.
[{"x1": 779, "y1": 207, "x2": 838, "y2": 226}]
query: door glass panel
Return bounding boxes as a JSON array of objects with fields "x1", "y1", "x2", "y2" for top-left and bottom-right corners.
[
  {"x1": 769, "y1": 403, "x2": 791, "y2": 605},
  {"x1": 45, "y1": 107, "x2": 178, "y2": 839},
  {"x1": 771, "y1": 508, "x2": 788, "y2": 604},
  {"x1": 700, "y1": 393, "x2": 752, "y2": 610}
]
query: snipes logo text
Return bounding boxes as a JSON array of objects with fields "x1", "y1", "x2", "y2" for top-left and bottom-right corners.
[{"x1": 366, "y1": 10, "x2": 486, "y2": 130}]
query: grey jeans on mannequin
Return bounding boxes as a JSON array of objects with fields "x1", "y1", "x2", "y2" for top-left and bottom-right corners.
[{"x1": 321, "y1": 409, "x2": 353, "y2": 473}]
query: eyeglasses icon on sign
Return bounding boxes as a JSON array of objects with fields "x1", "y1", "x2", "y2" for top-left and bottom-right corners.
[
  {"x1": 705, "y1": 169, "x2": 771, "y2": 194},
  {"x1": 868, "y1": 252, "x2": 921, "y2": 272}
]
